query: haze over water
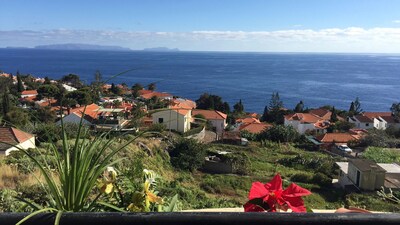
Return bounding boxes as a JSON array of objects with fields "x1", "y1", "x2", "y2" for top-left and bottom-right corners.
[{"x1": 0, "y1": 49, "x2": 399, "y2": 113}]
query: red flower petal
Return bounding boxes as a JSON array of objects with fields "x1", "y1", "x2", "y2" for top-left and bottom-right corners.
[
  {"x1": 243, "y1": 202, "x2": 265, "y2": 212},
  {"x1": 284, "y1": 196, "x2": 307, "y2": 212},
  {"x1": 282, "y1": 183, "x2": 312, "y2": 197},
  {"x1": 264, "y1": 173, "x2": 282, "y2": 192},
  {"x1": 248, "y1": 182, "x2": 269, "y2": 200}
]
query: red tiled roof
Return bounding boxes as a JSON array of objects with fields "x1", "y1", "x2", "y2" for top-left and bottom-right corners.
[
  {"x1": 0, "y1": 127, "x2": 34, "y2": 149},
  {"x1": 236, "y1": 117, "x2": 260, "y2": 124},
  {"x1": 316, "y1": 133, "x2": 357, "y2": 143},
  {"x1": 239, "y1": 122, "x2": 272, "y2": 134},
  {"x1": 140, "y1": 91, "x2": 172, "y2": 100},
  {"x1": 70, "y1": 103, "x2": 100, "y2": 120},
  {"x1": 169, "y1": 98, "x2": 196, "y2": 109},
  {"x1": 354, "y1": 115, "x2": 374, "y2": 123},
  {"x1": 309, "y1": 108, "x2": 331, "y2": 120},
  {"x1": 21, "y1": 90, "x2": 38, "y2": 96},
  {"x1": 380, "y1": 115, "x2": 398, "y2": 124},
  {"x1": 363, "y1": 112, "x2": 392, "y2": 119},
  {"x1": 192, "y1": 109, "x2": 227, "y2": 120},
  {"x1": 285, "y1": 113, "x2": 321, "y2": 124}
]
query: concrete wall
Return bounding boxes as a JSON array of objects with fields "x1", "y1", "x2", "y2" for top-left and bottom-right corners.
[
  {"x1": 152, "y1": 110, "x2": 191, "y2": 133},
  {"x1": 203, "y1": 160, "x2": 233, "y2": 174}
]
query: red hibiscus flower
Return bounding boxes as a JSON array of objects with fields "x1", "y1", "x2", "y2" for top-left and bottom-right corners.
[{"x1": 244, "y1": 173, "x2": 311, "y2": 212}]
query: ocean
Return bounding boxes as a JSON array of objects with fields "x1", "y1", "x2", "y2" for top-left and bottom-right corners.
[{"x1": 0, "y1": 49, "x2": 399, "y2": 113}]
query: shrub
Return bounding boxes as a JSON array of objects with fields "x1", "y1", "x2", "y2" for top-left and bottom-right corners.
[
  {"x1": 258, "y1": 125, "x2": 300, "y2": 143},
  {"x1": 169, "y1": 138, "x2": 206, "y2": 171},
  {"x1": 312, "y1": 172, "x2": 332, "y2": 187},
  {"x1": 290, "y1": 173, "x2": 313, "y2": 183}
]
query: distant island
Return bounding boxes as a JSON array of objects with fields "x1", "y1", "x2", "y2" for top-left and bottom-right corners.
[
  {"x1": 34, "y1": 43, "x2": 132, "y2": 51},
  {"x1": 142, "y1": 47, "x2": 180, "y2": 52}
]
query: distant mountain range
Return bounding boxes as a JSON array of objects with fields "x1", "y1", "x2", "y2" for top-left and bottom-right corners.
[
  {"x1": 3, "y1": 44, "x2": 181, "y2": 52},
  {"x1": 142, "y1": 47, "x2": 180, "y2": 52},
  {"x1": 34, "y1": 43, "x2": 132, "y2": 51}
]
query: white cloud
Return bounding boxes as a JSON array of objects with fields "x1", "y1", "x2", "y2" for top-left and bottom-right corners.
[
  {"x1": 2, "y1": 27, "x2": 400, "y2": 52},
  {"x1": 392, "y1": 20, "x2": 400, "y2": 24}
]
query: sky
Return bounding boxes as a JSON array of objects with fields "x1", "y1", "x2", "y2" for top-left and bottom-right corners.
[{"x1": 2, "y1": 0, "x2": 400, "y2": 52}]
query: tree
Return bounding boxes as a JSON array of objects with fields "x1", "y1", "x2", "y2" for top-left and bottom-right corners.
[
  {"x1": 148, "y1": 82, "x2": 156, "y2": 91},
  {"x1": 261, "y1": 92, "x2": 285, "y2": 124},
  {"x1": 330, "y1": 106, "x2": 338, "y2": 123},
  {"x1": 37, "y1": 84, "x2": 60, "y2": 101},
  {"x1": 17, "y1": 75, "x2": 24, "y2": 92},
  {"x1": 294, "y1": 100, "x2": 304, "y2": 113},
  {"x1": 2, "y1": 88, "x2": 11, "y2": 116},
  {"x1": 233, "y1": 99, "x2": 245, "y2": 115},
  {"x1": 31, "y1": 106, "x2": 57, "y2": 123},
  {"x1": 131, "y1": 83, "x2": 144, "y2": 98},
  {"x1": 195, "y1": 93, "x2": 230, "y2": 114},
  {"x1": 44, "y1": 76, "x2": 51, "y2": 84},
  {"x1": 349, "y1": 97, "x2": 363, "y2": 116},
  {"x1": 258, "y1": 125, "x2": 300, "y2": 143},
  {"x1": 65, "y1": 90, "x2": 93, "y2": 105},
  {"x1": 5, "y1": 108, "x2": 30, "y2": 127},
  {"x1": 169, "y1": 138, "x2": 206, "y2": 171},
  {"x1": 61, "y1": 74, "x2": 83, "y2": 88},
  {"x1": 391, "y1": 102, "x2": 400, "y2": 122},
  {"x1": 94, "y1": 70, "x2": 102, "y2": 84}
]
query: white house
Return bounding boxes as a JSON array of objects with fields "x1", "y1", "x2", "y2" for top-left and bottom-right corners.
[
  {"x1": 347, "y1": 115, "x2": 374, "y2": 130},
  {"x1": 21, "y1": 90, "x2": 38, "y2": 98},
  {"x1": 284, "y1": 113, "x2": 329, "y2": 134},
  {"x1": 152, "y1": 108, "x2": 192, "y2": 133},
  {"x1": 62, "y1": 84, "x2": 77, "y2": 92},
  {"x1": 56, "y1": 103, "x2": 100, "y2": 126},
  {"x1": 192, "y1": 109, "x2": 227, "y2": 134},
  {"x1": 0, "y1": 127, "x2": 35, "y2": 156}
]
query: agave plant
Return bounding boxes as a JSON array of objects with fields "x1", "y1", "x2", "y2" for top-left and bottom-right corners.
[{"x1": 14, "y1": 106, "x2": 141, "y2": 224}]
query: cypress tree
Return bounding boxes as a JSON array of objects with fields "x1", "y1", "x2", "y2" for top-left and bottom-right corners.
[
  {"x1": 330, "y1": 106, "x2": 338, "y2": 123},
  {"x1": 2, "y1": 88, "x2": 10, "y2": 116},
  {"x1": 17, "y1": 75, "x2": 24, "y2": 92}
]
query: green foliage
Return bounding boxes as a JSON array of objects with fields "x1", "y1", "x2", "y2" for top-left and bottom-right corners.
[
  {"x1": 294, "y1": 100, "x2": 304, "y2": 113},
  {"x1": 346, "y1": 192, "x2": 400, "y2": 212},
  {"x1": 261, "y1": 92, "x2": 285, "y2": 124},
  {"x1": 328, "y1": 120, "x2": 355, "y2": 133},
  {"x1": 147, "y1": 123, "x2": 166, "y2": 132},
  {"x1": 148, "y1": 83, "x2": 156, "y2": 91},
  {"x1": 258, "y1": 125, "x2": 300, "y2": 143},
  {"x1": 330, "y1": 106, "x2": 338, "y2": 122},
  {"x1": 363, "y1": 147, "x2": 400, "y2": 163},
  {"x1": 60, "y1": 74, "x2": 83, "y2": 88},
  {"x1": 169, "y1": 138, "x2": 206, "y2": 171},
  {"x1": 240, "y1": 130, "x2": 257, "y2": 141},
  {"x1": 17, "y1": 75, "x2": 24, "y2": 93},
  {"x1": 2, "y1": 88, "x2": 11, "y2": 116},
  {"x1": 5, "y1": 108, "x2": 30, "y2": 127},
  {"x1": 233, "y1": 99, "x2": 244, "y2": 115},
  {"x1": 359, "y1": 129, "x2": 400, "y2": 148},
  {"x1": 31, "y1": 106, "x2": 57, "y2": 123},
  {"x1": 65, "y1": 90, "x2": 93, "y2": 105},
  {"x1": 37, "y1": 84, "x2": 60, "y2": 100},
  {"x1": 195, "y1": 93, "x2": 230, "y2": 114},
  {"x1": 278, "y1": 154, "x2": 335, "y2": 177}
]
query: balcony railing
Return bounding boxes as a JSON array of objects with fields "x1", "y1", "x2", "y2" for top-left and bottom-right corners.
[{"x1": 1, "y1": 212, "x2": 400, "y2": 225}]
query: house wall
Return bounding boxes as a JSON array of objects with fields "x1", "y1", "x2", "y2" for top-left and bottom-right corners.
[
  {"x1": 5, "y1": 137, "x2": 36, "y2": 156},
  {"x1": 152, "y1": 110, "x2": 191, "y2": 133},
  {"x1": 374, "y1": 118, "x2": 387, "y2": 130},
  {"x1": 209, "y1": 119, "x2": 227, "y2": 134}
]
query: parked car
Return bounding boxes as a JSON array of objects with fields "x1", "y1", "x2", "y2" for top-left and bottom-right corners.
[{"x1": 337, "y1": 145, "x2": 352, "y2": 153}]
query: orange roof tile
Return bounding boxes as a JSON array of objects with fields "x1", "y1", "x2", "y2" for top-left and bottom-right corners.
[
  {"x1": 70, "y1": 103, "x2": 100, "y2": 120},
  {"x1": 172, "y1": 108, "x2": 191, "y2": 116},
  {"x1": 239, "y1": 122, "x2": 272, "y2": 134},
  {"x1": 192, "y1": 109, "x2": 227, "y2": 120},
  {"x1": 169, "y1": 98, "x2": 196, "y2": 109},
  {"x1": 316, "y1": 133, "x2": 357, "y2": 143},
  {"x1": 140, "y1": 91, "x2": 172, "y2": 100},
  {"x1": 309, "y1": 108, "x2": 331, "y2": 120},
  {"x1": 236, "y1": 117, "x2": 260, "y2": 124},
  {"x1": 285, "y1": 113, "x2": 322, "y2": 124},
  {"x1": 363, "y1": 112, "x2": 392, "y2": 119},
  {"x1": 0, "y1": 127, "x2": 33, "y2": 150},
  {"x1": 21, "y1": 90, "x2": 38, "y2": 96}
]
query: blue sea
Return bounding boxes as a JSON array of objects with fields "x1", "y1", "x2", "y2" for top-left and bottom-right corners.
[{"x1": 0, "y1": 49, "x2": 399, "y2": 113}]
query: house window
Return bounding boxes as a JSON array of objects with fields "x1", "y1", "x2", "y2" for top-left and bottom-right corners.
[
  {"x1": 158, "y1": 118, "x2": 164, "y2": 123},
  {"x1": 365, "y1": 123, "x2": 369, "y2": 127}
]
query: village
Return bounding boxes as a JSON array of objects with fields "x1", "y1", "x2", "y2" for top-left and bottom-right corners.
[{"x1": 1, "y1": 70, "x2": 400, "y2": 212}]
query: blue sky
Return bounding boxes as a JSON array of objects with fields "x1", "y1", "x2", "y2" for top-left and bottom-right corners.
[{"x1": 2, "y1": 0, "x2": 400, "y2": 52}]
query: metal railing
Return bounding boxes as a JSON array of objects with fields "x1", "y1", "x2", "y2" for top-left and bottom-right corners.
[{"x1": 1, "y1": 212, "x2": 400, "y2": 225}]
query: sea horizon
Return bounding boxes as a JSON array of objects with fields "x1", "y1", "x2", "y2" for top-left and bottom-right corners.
[{"x1": 1, "y1": 48, "x2": 399, "y2": 113}]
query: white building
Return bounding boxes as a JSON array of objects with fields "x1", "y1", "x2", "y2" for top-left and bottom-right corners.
[
  {"x1": 284, "y1": 113, "x2": 329, "y2": 134},
  {"x1": 0, "y1": 127, "x2": 35, "y2": 156},
  {"x1": 192, "y1": 109, "x2": 227, "y2": 134},
  {"x1": 152, "y1": 108, "x2": 192, "y2": 133}
]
